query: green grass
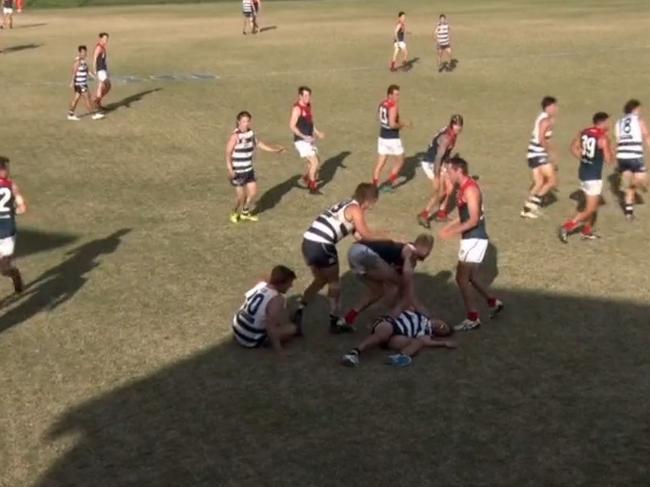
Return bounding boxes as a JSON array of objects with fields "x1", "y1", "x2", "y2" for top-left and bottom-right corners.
[
  {"x1": 1, "y1": 1, "x2": 650, "y2": 486},
  {"x1": 29, "y1": 0, "x2": 243, "y2": 9}
]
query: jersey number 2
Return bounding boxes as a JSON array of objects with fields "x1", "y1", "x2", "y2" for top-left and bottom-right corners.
[{"x1": 0, "y1": 187, "x2": 12, "y2": 214}]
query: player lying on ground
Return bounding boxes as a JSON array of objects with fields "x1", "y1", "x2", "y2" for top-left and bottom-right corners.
[
  {"x1": 68, "y1": 45, "x2": 104, "y2": 121},
  {"x1": 344, "y1": 234, "x2": 434, "y2": 328},
  {"x1": 226, "y1": 110, "x2": 285, "y2": 223},
  {"x1": 559, "y1": 112, "x2": 614, "y2": 243},
  {"x1": 341, "y1": 310, "x2": 456, "y2": 368},
  {"x1": 0, "y1": 157, "x2": 26, "y2": 294},
  {"x1": 232, "y1": 265, "x2": 300, "y2": 357},
  {"x1": 290, "y1": 86, "x2": 325, "y2": 194}
]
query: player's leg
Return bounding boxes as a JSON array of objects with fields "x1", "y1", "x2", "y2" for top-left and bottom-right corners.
[
  {"x1": 230, "y1": 184, "x2": 245, "y2": 223},
  {"x1": 521, "y1": 165, "x2": 545, "y2": 217},
  {"x1": 579, "y1": 195, "x2": 601, "y2": 239},
  {"x1": 537, "y1": 163, "x2": 557, "y2": 202},
  {"x1": 103, "y1": 79, "x2": 112, "y2": 99},
  {"x1": 68, "y1": 92, "x2": 81, "y2": 120},
  {"x1": 627, "y1": 170, "x2": 647, "y2": 220},
  {"x1": 344, "y1": 276, "x2": 384, "y2": 327},
  {"x1": 455, "y1": 261, "x2": 480, "y2": 330},
  {"x1": 276, "y1": 323, "x2": 300, "y2": 343},
  {"x1": 437, "y1": 47, "x2": 443, "y2": 71},
  {"x1": 306, "y1": 154, "x2": 321, "y2": 194},
  {"x1": 342, "y1": 321, "x2": 394, "y2": 366},
  {"x1": 390, "y1": 45, "x2": 400, "y2": 71},
  {"x1": 373, "y1": 154, "x2": 388, "y2": 187},
  {"x1": 417, "y1": 166, "x2": 437, "y2": 228},
  {"x1": 436, "y1": 170, "x2": 453, "y2": 221},
  {"x1": 240, "y1": 180, "x2": 259, "y2": 221},
  {"x1": 0, "y1": 239, "x2": 23, "y2": 294},
  {"x1": 322, "y1": 262, "x2": 350, "y2": 332},
  {"x1": 385, "y1": 151, "x2": 404, "y2": 190},
  {"x1": 401, "y1": 46, "x2": 409, "y2": 67}
]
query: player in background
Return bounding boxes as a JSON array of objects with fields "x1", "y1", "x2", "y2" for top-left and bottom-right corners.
[
  {"x1": 2, "y1": 0, "x2": 14, "y2": 29},
  {"x1": 559, "y1": 112, "x2": 614, "y2": 243},
  {"x1": 435, "y1": 14, "x2": 452, "y2": 72},
  {"x1": 15, "y1": 0, "x2": 21, "y2": 13},
  {"x1": 520, "y1": 96, "x2": 559, "y2": 219},
  {"x1": 341, "y1": 310, "x2": 455, "y2": 368},
  {"x1": 92, "y1": 33, "x2": 111, "y2": 112},
  {"x1": 290, "y1": 86, "x2": 325, "y2": 194},
  {"x1": 438, "y1": 156, "x2": 503, "y2": 331},
  {"x1": 390, "y1": 11, "x2": 408, "y2": 72},
  {"x1": 232, "y1": 265, "x2": 300, "y2": 358},
  {"x1": 373, "y1": 84, "x2": 411, "y2": 192},
  {"x1": 417, "y1": 114, "x2": 464, "y2": 227},
  {"x1": 242, "y1": 0, "x2": 255, "y2": 35},
  {"x1": 615, "y1": 99, "x2": 649, "y2": 221},
  {"x1": 293, "y1": 183, "x2": 387, "y2": 334},
  {"x1": 0, "y1": 157, "x2": 26, "y2": 295},
  {"x1": 226, "y1": 111, "x2": 285, "y2": 223},
  {"x1": 252, "y1": 0, "x2": 261, "y2": 33},
  {"x1": 68, "y1": 46, "x2": 104, "y2": 121}
]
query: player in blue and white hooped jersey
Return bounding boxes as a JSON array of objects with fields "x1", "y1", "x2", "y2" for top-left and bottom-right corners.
[
  {"x1": 389, "y1": 11, "x2": 408, "y2": 72},
  {"x1": 293, "y1": 183, "x2": 386, "y2": 334},
  {"x1": 0, "y1": 157, "x2": 26, "y2": 295},
  {"x1": 225, "y1": 111, "x2": 285, "y2": 224},
  {"x1": 68, "y1": 46, "x2": 104, "y2": 122},
  {"x1": 241, "y1": 0, "x2": 255, "y2": 35},
  {"x1": 435, "y1": 14, "x2": 452, "y2": 72},
  {"x1": 233, "y1": 265, "x2": 299, "y2": 357},
  {"x1": 615, "y1": 99, "x2": 649, "y2": 221},
  {"x1": 521, "y1": 96, "x2": 559, "y2": 219},
  {"x1": 341, "y1": 309, "x2": 455, "y2": 368}
]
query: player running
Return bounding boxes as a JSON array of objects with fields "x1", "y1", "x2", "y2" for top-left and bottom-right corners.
[
  {"x1": 373, "y1": 84, "x2": 411, "y2": 192},
  {"x1": 417, "y1": 114, "x2": 464, "y2": 227},
  {"x1": 341, "y1": 310, "x2": 455, "y2": 368},
  {"x1": 226, "y1": 111, "x2": 285, "y2": 224},
  {"x1": 435, "y1": 14, "x2": 452, "y2": 72},
  {"x1": 390, "y1": 11, "x2": 408, "y2": 72},
  {"x1": 0, "y1": 157, "x2": 26, "y2": 295},
  {"x1": 293, "y1": 183, "x2": 386, "y2": 334},
  {"x1": 615, "y1": 99, "x2": 649, "y2": 221},
  {"x1": 232, "y1": 265, "x2": 300, "y2": 357},
  {"x1": 2, "y1": 0, "x2": 14, "y2": 29},
  {"x1": 92, "y1": 33, "x2": 111, "y2": 112},
  {"x1": 344, "y1": 234, "x2": 434, "y2": 328},
  {"x1": 290, "y1": 86, "x2": 325, "y2": 195},
  {"x1": 559, "y1": 112, "x2": 614, "y2": 243},
  {"x1": 68, "y1": 46, "x2": 104, "y2": 121},
  {"x1": 520, "y1": 96, "x2": 559, "y2": 219},
  {"x1": 438, "y1": 156, "x2": 503, "y2": 331}
]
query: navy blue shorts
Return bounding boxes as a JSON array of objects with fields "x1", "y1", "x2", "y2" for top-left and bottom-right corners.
[
  {"x1": 528, "y1": 156, "x2": 549, "y2": 169},
  {"x1": 231, "y1": 170, "x2": 256, "y2": 187},
  {"x1": 617, "y1": 158, "x2": 646, "y2": 174},
  {"x1": 301, "y1": 239, "x2": 338, "y2": 269}
]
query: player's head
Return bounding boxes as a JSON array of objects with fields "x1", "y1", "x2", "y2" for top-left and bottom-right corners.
[
  {"x1": 398, "y1": 11, "x2": 405, "y2": 21},
  {"x1": 541, "y1": 96, "x2": 558, "y2": 115},
  {"x1": 431, "y1": 319, "x2": 452, "y2": 337},
  {"x1": 78, "y1": 45, "x2": 87, "y2": 58},
  {"x1": 439, "y1": 14, "x2": 447, "y2": 23},
  {"x1": 624, "y1": 99, "x2": 641, "y2": 115},
  {"x1": 449, "y1": 114, "x2": 464, "y2": 134},
  {"x1": 387, "y1": 84, "x2": 400, "y2": 101},
  {"x1": 298, "y1": 86, "x2": 312, "y2": 104},
  {"x1": 0, "y1": 156, "x2": 10, "y2": 178},
  {"x1": 446, "y1": 154, "x2": 469, "y2": 184},
  {"x1": 98, "y1": 32, "x2": 109, "y2": 45},
  {"x1": 269, "y1": 265, "x2": 297, "y2": 294},
  {"x1": 236, "y1": 110, "x2": 252, "y2": 131},
  {"x1": 592, "y1": 111, "x2": 609, "y2": 129},
  {"x1": 413, "y1": 233, "x2": 434, "y2": 261},
  {"x1": 353, "y1": 182, "x2": 379, "y2": 210}
]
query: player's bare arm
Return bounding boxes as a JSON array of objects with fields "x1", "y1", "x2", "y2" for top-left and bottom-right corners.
[
  {"x1": 421, "y1": 334, "x2": 457, "y2": 349},
  {"x1": 600, "y1": 135, "x2": 614, "y2": 165},
  {"x1": 264, "y1": 295, "x2": 287, "y2": 356},
  {"x1": 225, "y1": 133, "x2": 238, "y2": 179},
  {"x1": 257, "y1": 140, "x2": 286, "y2": 153},
  {"x1": 539, "y1": 118, "x2": 553, "y2": 155},
  {"x1": 439, "y1": 187, "x2": 480, "y2": 239},
  {"x1": 70, "y1": 58, "x2": 80, "y2": 88},
  {"x1": 640, "y1": 119, "x2": 650, "y2": 148},
  {"x1": 13, "y1": 183, "x2": 26, "y2": 214},
  {"x1": 92, "y1": 45, "x2": 101, "y2": 76},
  {"x1": 570, "y1": 132, "x2": 582, "y2": 160},
  {"x1": 346, "y1": 205, "x2": 386, "y2": 240}
]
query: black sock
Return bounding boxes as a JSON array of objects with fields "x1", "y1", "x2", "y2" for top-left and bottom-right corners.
[
  {"x1": 352, "y1": 348, "x2": 360, "y2": 355},
  {"x1": 624, "y1": 204, "x2": 634, "y2": 215}
]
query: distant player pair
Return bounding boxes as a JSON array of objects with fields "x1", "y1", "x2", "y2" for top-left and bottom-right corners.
[{"x1": 241, "y1": 0, "x2": 261, "y2": 35}]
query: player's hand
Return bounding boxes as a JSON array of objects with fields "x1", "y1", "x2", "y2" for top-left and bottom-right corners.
[
  {"x1": 443, "y1": 340, "x2": 458, "y2": 349},
  {"x1": 315, "y1": 131, "x2": 325, "y2": 140},
  {"x1": 228, "y1": 170, "x2": 235, "y2": 181},
  {"x1": 403, "y1": 120, "x2": 414, "y2": 129},
  {"x1": 302, "y1": 135, "x2": 314, "y2": 144},
  {"x1": 276, "y1": 146, "x2": 286, "y2": 154},
  {"x1": 69, "y1": 82, "x2": 74, "y2": 88},
  {"x1": 437, "y1": 226, "x2": 455, "y2": 240}
]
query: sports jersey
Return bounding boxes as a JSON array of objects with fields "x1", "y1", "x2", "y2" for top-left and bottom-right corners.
[
  {"x1": 232, "y1": 281, "x2": 277, "y2": 348},
  {"x1": 0, "y1": 178, "x2": 17, "y2": 239},
  {"x1": 378, "y1": 99, "x2": 400, "y2": 139},
  {"x1": 293, "y1": 102, "x2": 314, "y2": 142},
  {"x1": 458, "y1": 177, "x2": 488, "y2": 240},
  {"x1": 578, "y1": 127, "x2": 606, "y2": 181},
  {"x1": 424, "y1": 126, "x2": 457, "y2": 163},
  {"x1": 616, "y1": 114, "x2": 644, "y2": 160},
  {"x1": 303, "y1": 199, "x2": 357, "y2": 246},
  {"x1": 527, "y1": 112, "x2": 553, "y2": 161}
]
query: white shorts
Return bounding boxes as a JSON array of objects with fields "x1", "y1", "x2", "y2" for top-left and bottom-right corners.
[
  {"x1": 394, "y1": 41, "x2": 406, "y2": 50},
  {"x1": 3, "y1": 8, "x2": 13, "y2": 15},
  {"x1": 294, "y1": 140, "x2": 318, "y2": 159},
  {"x1": 0, "y1": 236, "x2": 16, "y2": 258},
  {"x1": 458, "y1": 238, "x2": 488, "y2": 264},
  {"x1": 97, "y1": 70, "x2": 109, "y2": 82},
  {"x1": 580, "y1": 180, "x2": 602, "y2": 197},
  {"x1": 378, "y1": 137, "x2": 404, "y2": 156},
  {"x1": 421, "y1": 161, "x2": 448, "y2": 181}
]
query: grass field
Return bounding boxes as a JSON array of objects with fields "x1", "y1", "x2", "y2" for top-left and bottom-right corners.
[{"x1": 2, "y1": 1, "x2": 650, "y2": 486}]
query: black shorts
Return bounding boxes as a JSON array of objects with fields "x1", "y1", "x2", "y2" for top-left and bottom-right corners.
[
  {"x1": 231, "y1": 170, "x2": 256, "y2": 187},
  {"x1": 618, "y1": 158, "x2": 646, "y2": 174},
  {"x1": 527, "y1": 156, "x2": 550, "y2": 169},
  {"x1": 301, "y1": 239, "x2": 338, "y2": 268},
  {"x1": 243, "y1": 11, "x2": 253, "y2": 18},
  {"x1": 74, "y1": 85, "x2": 88, "y2": 94},
  {"x1": 438, "y1": 44, "x2": 451, "y2": 50}
]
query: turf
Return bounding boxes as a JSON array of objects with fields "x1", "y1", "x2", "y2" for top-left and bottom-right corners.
[{"x1": 1, "y1": 1, "x2": 650, "y2": 486}]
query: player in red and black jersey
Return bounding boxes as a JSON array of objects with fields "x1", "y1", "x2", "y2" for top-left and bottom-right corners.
[
  {"x1": 390, "y1": 11, "x2": 408, "y2": 72},
  {"x1": 290, "y1": 86, "x2": 325, "y2": 194},
  {"x1": 559, "y1": 112, "x2": 614, "y2": 243}
]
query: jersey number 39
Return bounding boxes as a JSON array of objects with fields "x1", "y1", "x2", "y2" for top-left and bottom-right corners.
[{"x1": 581, "y1": 135, "x2": 596, "y2": 160}]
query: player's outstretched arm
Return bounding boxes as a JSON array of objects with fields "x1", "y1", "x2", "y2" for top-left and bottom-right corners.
[
  {"x1": 421, "y1": 335, "x2": 457, "y2": 349},
  {"x1": 13, "y1": 183, "x2": 26, "y2": 215},
  {"x1": 347, "y1": 205, "x2": 386, "y2": 241},
  {"x1": 257, "y1": 140, "x2": 285, "y2": 154},
  {"x1": 289, "y1": 106, "x2": 307, "y2": 140},
  {"x1": 570, "y1": 133, "x2": 582, "y2": 160}
]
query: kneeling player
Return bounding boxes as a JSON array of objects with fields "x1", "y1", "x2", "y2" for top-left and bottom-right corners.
[
  {"x1": 0, "y1": 157, "x2": 26, "y2": 294},
  {"x1": 232, "y1": 265, "x2": 300, "y2": 357},
  {"x1": 559, "y1": 112, "x2": 614, "y2": 242},
  {"x1": 341, "y1": 310, "x2": 456, "y2": 368}
]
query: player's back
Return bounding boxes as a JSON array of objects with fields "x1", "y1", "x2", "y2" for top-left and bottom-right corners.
[{"x1": 616, "y1": 114, "x2": 643, "y2": 160}]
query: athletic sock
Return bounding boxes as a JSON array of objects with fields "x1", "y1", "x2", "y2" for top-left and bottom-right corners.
[
  {"x1": 344, "y1": 309, "x2": 359, "y2": 325},
  {"x1": 372, "y1": 177, "x2": 379, "y2": 187},
  {"x1": 351, "y1": 348, "x2": 360, "y2": 356},
  {"x1": 624, "y1": 204, "x2": 634, "y2": 216},
  {"x1": 419, "y1": 209, "x2": 429, "y2": 218},
  {"x1": 467, "y1": 311, "x2": 479, "y2": 321},
  {"x1": 487, "y1": 297, "x2": 497, "y2": 307},
  {"x1": 388, "y1": 172, "x2": 398, "y2": 184},
  {"x1": 581, "y1": 224, "x2": 592, "y2": 235},
  {"x1": 562, "y1": 220, "x2": 579, "y2": 232},
  {"x1": 308, "y1": 179, "x2": 318, "y2": 190}
]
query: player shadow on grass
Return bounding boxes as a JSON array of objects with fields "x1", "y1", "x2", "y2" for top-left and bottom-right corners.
[
  {"x1": 0, "y1": 43, "x2": 42, "y2": 54},
  {"x1": 254, "y1": 174, "x2": 301, "y2": 215},
  {"x1": 14, "y1": 23, "x2": 48, "y2": 29},
  {"x1": 319, "y1": 150, "x2": 351, "y2": 188},
  {"x1": 392, "y1": 151, "x2": 426, "y2": 190},
  {"x1": 259, "y1": 25, "x2": 278, "y2": 33},
  {"x1": 34, "y1": 241, "x2": 650, "y2": 486},
  {"x1": 0, "y1": 229, "x2": 130, "y2": 334},
  {"x1": 103, "y1": 88, "x2": 162, "y2": 113},
  {"x1": 14, "y1": 228, "x2": 79, "y2": 260},
  {"x1": 401, "y1": 57, "x2": 420, "y2": 72}
]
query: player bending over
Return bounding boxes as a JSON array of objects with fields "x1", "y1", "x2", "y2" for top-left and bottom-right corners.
[
  {"x1": 294, "y1": 183, "x2": 388, "y2": 334},
  {"x1": 615, "y1": 99, "x2": 649, "y2": 221},
  {"x1": 290, "y1": 86, "x2": 325, "y2": 194},
  {"x1": 68, "y1": 46, "x2": 104, "y2": 121},
  {"x1": 232, "y1": 265, "x2": 300, "y2": 357},
  {"x1": 438, "y1": 156, "x2": 503, "y2": 331},
  {"x1": 417, "y1": 114, "x2": 464, "y2": 227},
  {"x1": 390, "y1": 11, "x2": 408, "y2": 72},
  {"x1": 0, "y1": 157, "x2": 26, "y2": 294},
  {"x1": 521, "y1": 96, "x2": 559, "y2": 219},
  {"x1": 226, "y1": 110, "x2": 285, "y2": 223},
  {"x1": 341, "y1": 310, "x2": 455, "y2": 368},
  {"x1": 344, "y1": 234, "x2": 434, "y2": 328},
  {"x1": 559, "y1": 112, "x2": 614, "y2": 243}
]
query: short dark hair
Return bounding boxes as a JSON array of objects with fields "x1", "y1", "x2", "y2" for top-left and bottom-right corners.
[
  {"x1": 99, "y1": 32, "x2": 109, "y2": 38},
  {"x1": 450, "y1": 114, "x2": 464, "y2": 127},
  {"x1": 592, "y1": 112, "x2": 609, "y2": 125},
  {"x1": 269, "y1": 265, "x2": 296, "y2": 286},
  {"x1": 387, "y1": 84, "x2": 400, "y2": 96},
  {"x1": 398, "y1": 11, "x2": 405, "y2": 17},
  {"x1": 448, "y1": 154, "x2": 469, "y2": 175},
  {"x1": 78, "y1": 45, "x2": 87, "y2": 52},
  {"x1": 236, "y1": 111, "x2": 252, "y2": 121},
  {"x1": 541, "y1": 96, "x2": 557, "y2": 110},
  {"x1": 624, "y1": 99, "x2": 641, "y2": 115},
  {"x1": 415, "y1": 233, "x2": 434, "y2": 248},
  {"x1": 298, "y1": 86, "x2": 311, "y2": 96},
  {"x1": 353, "y1": 182, "x2": 379, "y2": 204},
  {"x1": 439, "y1": 13, "x2": 446, "y2": 19},
  {"x1": 0, "y1": 156, "x2": 9, "y2": 170}
]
